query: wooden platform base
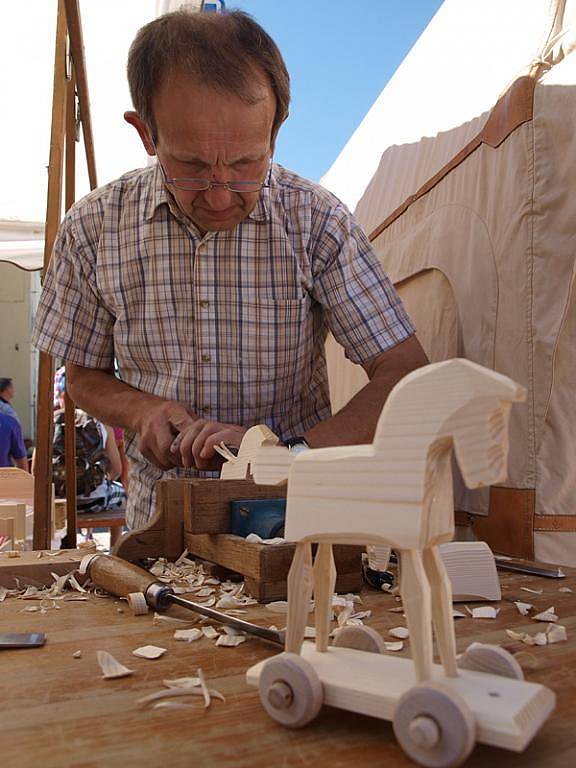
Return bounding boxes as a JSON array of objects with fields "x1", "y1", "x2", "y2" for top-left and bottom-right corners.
[{"x1": 247, "y1": 644, "x2": 556, "y2": 752}]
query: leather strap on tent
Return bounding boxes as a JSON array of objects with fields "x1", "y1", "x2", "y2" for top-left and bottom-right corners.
[{"x1": 368, "y1": 75, "x2": 537, "y2": 243}]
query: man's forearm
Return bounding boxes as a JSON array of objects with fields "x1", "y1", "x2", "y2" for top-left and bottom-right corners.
[
  {"x1": 304, "y1": 335, "x2": 429, "y2": 448},
  {"x1": 66, "y1": 364, "x2": 164, "y2": 432}
]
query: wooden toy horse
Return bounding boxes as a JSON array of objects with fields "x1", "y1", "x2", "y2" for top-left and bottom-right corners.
[
  {"x1": 254, "y1": 358, "x2": 525, "y2": 679},
  {"x1": 247, "y1": 360, "x2": 554, "y2": 767}
]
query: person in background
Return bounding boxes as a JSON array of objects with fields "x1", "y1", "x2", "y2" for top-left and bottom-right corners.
[
  {"x1": 0, "y1": 378, "x2": 20, "y2": 425},
  {"x1": 0, "y1": 411, "x2": 28, "y2": 471},
  {"x1": 32, "y1": 10, "x2": 428, "y2": 529}
]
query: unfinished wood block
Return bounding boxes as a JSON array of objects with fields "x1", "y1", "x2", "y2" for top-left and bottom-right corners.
[
  {"x1": 219, "y1": 425, "x2": 280, "y2": 480},
  {"x1": 0, "y1": 517, "x2": 15, "y2": 548},
  {"x1": 0, "y1": 548, "x2": 87, "y2": 588},
  {"x1": 0, "y1": 503, "x2": 26, "y2": 541}
]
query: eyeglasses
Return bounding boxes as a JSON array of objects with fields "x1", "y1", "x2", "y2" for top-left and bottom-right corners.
[{"x1": 158, "y1": 159, "x2": 272, "y2": 193}]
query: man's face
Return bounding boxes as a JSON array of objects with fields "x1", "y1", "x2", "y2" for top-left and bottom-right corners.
[
  {"x1": 150, "y1": 72, "x2": 275, "y2": 234},
  {"x1": 3, "y1": 383, "x2": 14, "y2": 401}
]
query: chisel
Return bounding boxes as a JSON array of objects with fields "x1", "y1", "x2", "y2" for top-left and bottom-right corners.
[{"x1": 80, "y1": 553, "x2": 284, "y2": 645}]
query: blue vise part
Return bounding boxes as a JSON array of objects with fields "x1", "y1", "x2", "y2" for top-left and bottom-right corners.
[{"x1": 230, "y1": 498, "x2": 286, "y2": 540}]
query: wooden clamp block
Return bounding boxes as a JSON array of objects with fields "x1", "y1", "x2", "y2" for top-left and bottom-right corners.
[{"x1": 184, "y1": 532, "x2": 363, "y2": 603}]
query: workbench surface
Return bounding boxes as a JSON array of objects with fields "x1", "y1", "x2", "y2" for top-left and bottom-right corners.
[{"x1": 1, "y1": 562, "x2": 575, "y2": 768}]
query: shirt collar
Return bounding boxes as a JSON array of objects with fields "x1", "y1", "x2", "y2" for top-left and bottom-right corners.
[{"x1": 144, "y1": 162, "x2": 272, "y2": 225}]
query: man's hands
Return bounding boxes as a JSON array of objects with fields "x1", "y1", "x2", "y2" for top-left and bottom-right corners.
[
  {"x1": 135, "y1": 400, "x2": 198, "y2": 470},
  {"x1": 169, "y1": 420, "x2": 248, "y2": 471}
]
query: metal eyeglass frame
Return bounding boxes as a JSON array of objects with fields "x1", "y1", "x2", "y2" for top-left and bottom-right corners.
[{"x1": 157, "y1": 156, "x2": 273, "y2": 193}]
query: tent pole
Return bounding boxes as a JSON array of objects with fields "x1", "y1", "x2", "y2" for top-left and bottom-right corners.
[
  {"x1": 33, "y1": 0, "x2": 68, "y2": 550},
  {"x1": 62, "y1": 63, "x2": 78, "y2": 549}
]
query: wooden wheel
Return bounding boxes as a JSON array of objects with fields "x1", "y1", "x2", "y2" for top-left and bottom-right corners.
[
  {"x1": 457, "y1": 642, "x2": 524, "y2": 680},
  {"x1": 332, "y1": 625, "x2": 388, "y2": 654},
  {"x1": 258, "y1": 652, "x2": 323, "y2": 728},
  {"x1": 393, "y1": 682, "x2": 476, "y2": 767}
]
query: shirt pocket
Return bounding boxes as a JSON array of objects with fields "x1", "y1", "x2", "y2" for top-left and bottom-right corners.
[{"x1": 222, "y1": 296, "x2": 313, "y2": 415}]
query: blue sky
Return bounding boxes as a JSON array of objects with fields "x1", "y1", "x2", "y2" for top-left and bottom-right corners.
[{"x1": 228, "y1": 1, "x2": 444, "y2": 181}]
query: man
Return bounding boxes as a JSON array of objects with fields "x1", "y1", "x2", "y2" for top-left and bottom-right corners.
[
  {"x1": 33, "y1": 10, "x2": 427, "y2": 529},
  {"x1": 0, "y1": 412, "x2": 28, "y2": 471},
  {"x1": 0, "y1": 378, "x2": 20, "y2": 424}
]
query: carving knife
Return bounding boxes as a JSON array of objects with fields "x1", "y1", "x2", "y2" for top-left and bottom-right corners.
[
  {"x1": 494, "y1": 555, "x2": 566, "y2": 579},
  {"x1": 80, "y1": 553, "x2": 284, "y2": 645}
]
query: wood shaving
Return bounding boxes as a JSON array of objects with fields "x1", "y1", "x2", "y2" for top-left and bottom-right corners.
[
  {"x1": 389, "y1": 627, "x2": 409, "y2": 639},
  {"x1": 198, "y1": 668, "x2": 211, "y2": 708},
  {"x1": 384, "y1": 641, "x2": 404, "y2": 652},
  {"x1": 97, "y1": 650, "x2": 134, "y2": 679},
  {"x1": 532, "y1": 606, "x2": 558, "y2": 622},
  {"x1": 199, "y1": 597, "x2": 217, "y2": 607},
  {"x1": 174, "y1": 628, "x2": 203, "y2": 642},
  {"x1": 138, "y1": 686, "x2": 225, "y2": 708},
  {"x1": 193, "y1": 587, "x2": 215, "y2": 598},
  {"x1": 546, "y1": 623, "x2": 567, "y2": 643},
  {"x1": 201, "y1": 626, "x2": 219, "y2": 639},
  {"x1": 0, "y1": 586, "x2": 7, "y2": 602},
  {"x1": 222, "y1": 625, "x2": 245, "y2": 636},
  {"x1": 466, "y1": 606, "x2": 499, "y2": 619},
  {"x1": 521, "y1": 586, "x2": 543, "y2": 595},
  {"x1": 505, "y1": 623, "x2": 567, "y2": 647},
  {"x1": 153, "y1": 612, "x2": 197, "y2": 626},
  {"x1": 559, "y1": 586, "x2": 573, "y2": 593},
  {"x1": 215, "y1": 635, "x2": 246, "y2": 647},
  {"x1": 215, "y1": 594, "x2": 257, "y2": 609},
  {"x1": 245, "y1": 533, "x2": 286, "y2": 546},
  {"x1": 452, "y1": 610, "x2": 467, "y2": 618},
  {"x1": 73, "y1": 650, "x2": 82, "y2": 659},
  {"x1": 132, "y1": 645, "x2": 167, "y2": 660},
  {"x1": 164, "y1": 677, "x2": 201, "y2": 688},
  {"x1": 127, "y1": 592, "x2": 149, "y2": 616},
  {"x1": 514, "y1": 601, "x2": 533, "y2": 615}
]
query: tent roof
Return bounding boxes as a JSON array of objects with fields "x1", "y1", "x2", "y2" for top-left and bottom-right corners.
[{"x1": 321, "y1": 0, "x2": 576, "y2": 212}]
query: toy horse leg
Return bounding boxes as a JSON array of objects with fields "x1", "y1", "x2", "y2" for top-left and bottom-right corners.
[
  {"x1": 285, "y1": 540, "x2": 314, "y2": 654},
  {"x1": 313, "y1": 543, "x2": 336, "y2": 652},
  {"x1": 423, "y1": 545, "x2": 458, "y2": 677},
  {"x1": 399, "y1": 549, "x2": 433, "y2": 682}
]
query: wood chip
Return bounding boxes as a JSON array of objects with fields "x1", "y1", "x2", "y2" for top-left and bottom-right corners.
[
  {"x1": 153, "y1": 613, "x2": 196, "y2": 626},
  {"x1": 265, "y1": 601, "x2": 289, "y2": 613},
  {"x1": 558, "y1": 587, "x2": 573, "y2": 593},
  {"x1": 174, "y1": 628, "x2": 203, "y2": 643},
  {"x1": 197, "y1": 668, "x2": 211, "y2": 708},
  {"x1": 132, "y1": 645, "x2": 167, "y2": 660},
  {"x1": 466, "y1": 606, "x2": 499, "y2": 619},
  {"x1": 97, "y1": 650, "x2": 134, "y2": 679},
  {"x1": 389, "y1": 626, "x2": 409, "y2": 639},
  {"x1": 514, "y1": 601, "x2": 533, "y2": 616},
  {"x1": 215, "y1": 635, "x2": 246, "y2": 647},
  {"x1": 0, "y1": 586, "x2": 8, "y2": 602},
  {"x1": 201, "y1": 626, "x2": 220, "y2": 639},
  {"x1": 546, "y1": 623, "x2": 567, "y2": 643},
  {"x1": 532, "y1": 606, "x2": 558, "y2": 623},
  {"x1": 163, "y1": 677, "x2": 201, "y2": 688},
  {"x1": 521, "y1": 587, "x2": 543, "y2": 595},
  {"x1": 383, "y1": 641, "x2": 404, "y2": 652},
  {"x1": 72, "y1": 650, "x2": 82, "y2": 659}
]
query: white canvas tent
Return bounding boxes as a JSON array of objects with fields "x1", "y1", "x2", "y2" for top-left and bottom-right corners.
[{"x1": 322, "y1": 0, "x2": 576, "y2": 565}]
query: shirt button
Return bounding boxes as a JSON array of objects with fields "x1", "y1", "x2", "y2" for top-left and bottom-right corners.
[
  {"x1": 201, "y1": 353, "x2": 211, "y2": 362},
  {"x1": 200, "y1": 300, "x2": 209, "y2": 309}
]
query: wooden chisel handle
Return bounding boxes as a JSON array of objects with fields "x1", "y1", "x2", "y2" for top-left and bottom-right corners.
[{"x1": 82, "y1": 554, "x2": 161, "y2": 600}]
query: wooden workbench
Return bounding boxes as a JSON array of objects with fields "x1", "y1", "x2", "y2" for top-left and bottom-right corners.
[{"x1": 1, "y1": 564, "x2": 575, "y2": 768}]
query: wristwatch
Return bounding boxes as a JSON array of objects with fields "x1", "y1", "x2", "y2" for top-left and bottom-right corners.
[{"x1": 284, "y1": 436, "x2": 311, "y2": 455}]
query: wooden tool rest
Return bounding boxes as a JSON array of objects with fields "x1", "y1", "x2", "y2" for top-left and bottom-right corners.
[{"x1": 115, "y1": 478, "x2": 363, "y2": 603}]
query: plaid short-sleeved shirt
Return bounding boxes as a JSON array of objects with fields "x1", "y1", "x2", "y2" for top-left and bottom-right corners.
[{"x1": 33, "y1": 163, "x2": 414, "y2": 528}]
